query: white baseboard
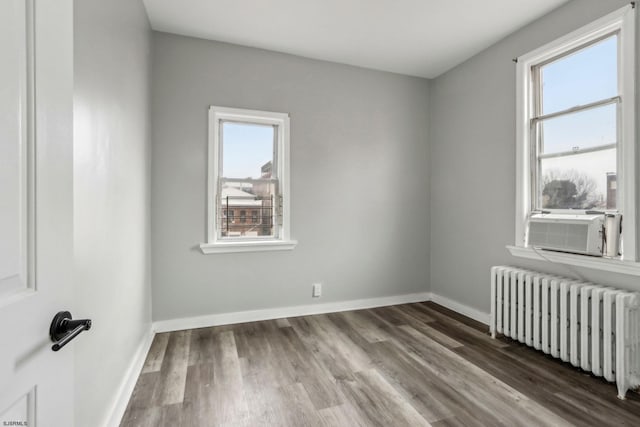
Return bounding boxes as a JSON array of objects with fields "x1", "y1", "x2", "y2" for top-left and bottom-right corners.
[
  {"x1": 428, "y1": 292, "x2": 490, "y2": 325},
  {"x1": 153, "y1": 292, "x2": 432, "y2": 333},
  {"x1": 103, "y1": 326, "x2": 155, "y2": 427},
  {"x1": 152, "y1": 292, "x2": 490, "y2": 333}
]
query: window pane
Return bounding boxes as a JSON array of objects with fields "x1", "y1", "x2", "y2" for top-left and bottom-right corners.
[
  {"x1": 539, "y1": 148, "x2": 616, "y2": 210},
  {"x1": 221, "y1": 122, "x2": 274, "y2": 179},
  {"x1": 539, "y1": 103, "x2": 616, "y2": 155},
  {"x1": 219, "y1": 181, "x2": 277, "y2": 238},
  {"x1": 540, "y1": 35, "x2": 617, "y2": 114}
]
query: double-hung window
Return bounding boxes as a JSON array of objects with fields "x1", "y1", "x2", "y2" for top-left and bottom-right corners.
[
  {"x1": 200, "y1": 106, "x2": 296, "y2": 254},
  {"x1": 514, "y1": 5, "x2": 636, "y2": 262}
]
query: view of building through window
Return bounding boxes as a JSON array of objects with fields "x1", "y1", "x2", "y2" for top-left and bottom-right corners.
[
  {"x1": 535, "y1": 34, "x2": 618, "y2": 210},
  {"x1": 219, "y1": 121, "x2": 278, "y2": 238}
]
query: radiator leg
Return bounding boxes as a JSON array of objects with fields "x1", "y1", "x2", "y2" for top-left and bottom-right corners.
[{"x1": 617, "y1": 386, "x2": 628, "y2": 400}]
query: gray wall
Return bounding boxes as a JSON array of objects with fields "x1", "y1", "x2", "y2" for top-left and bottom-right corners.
[
  {"x1": 151, "y1": 33, "x2": 431, "y2": 322},
  {"x1": 429, "y1": 0, "x2": 640, "y2": 315},
  {"x1": 73, "y1": 0, "x2": 152, "y2": 425}
]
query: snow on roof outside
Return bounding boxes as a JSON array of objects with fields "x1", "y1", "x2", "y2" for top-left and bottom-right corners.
[{"x1": 220, "y1": 186, "x2": 263, "y2": 206}]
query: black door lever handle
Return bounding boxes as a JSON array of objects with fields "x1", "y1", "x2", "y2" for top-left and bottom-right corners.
[{"x1": 50, "y1": 311, "x2": 92, "y2": 352}]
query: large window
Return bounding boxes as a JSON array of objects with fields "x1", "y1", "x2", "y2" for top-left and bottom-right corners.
[
  {"x1": 533, "y1": 35, "x2": 617, "y2": 211},
  {"x1": 201, "y1": 106, "x2": 296, "y2": 254},
  {"x1": 515, "y1": 5, "x2": 636, "y2": 261}
]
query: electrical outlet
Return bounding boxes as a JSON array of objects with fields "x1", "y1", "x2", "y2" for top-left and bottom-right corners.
[{"x1": 312, "y1": 283, "x2": 322, "y2": 298}]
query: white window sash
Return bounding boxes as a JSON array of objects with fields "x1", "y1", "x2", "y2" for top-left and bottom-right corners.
[{"x1": 216, "y1": 177, "x2": 280, "y2": 240}]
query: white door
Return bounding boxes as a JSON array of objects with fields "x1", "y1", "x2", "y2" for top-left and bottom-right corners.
[{"x1": 0, "y1": 0, "x2": 75, "y2": 426}]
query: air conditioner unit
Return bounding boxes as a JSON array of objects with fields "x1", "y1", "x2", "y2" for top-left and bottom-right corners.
[{"x1": 526, "y1": 214, "x2": 604, "y2": 256}]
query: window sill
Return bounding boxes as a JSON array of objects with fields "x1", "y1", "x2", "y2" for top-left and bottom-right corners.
[
  {"x1": 200, "y1": 239, "x2": 298, "y2": 254},
  {"x1": 506, "y1": 245, "x2": 640, "y2": 276}
]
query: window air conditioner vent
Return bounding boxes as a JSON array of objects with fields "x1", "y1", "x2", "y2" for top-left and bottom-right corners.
[{"x1": 526, "y1": 214, "x2": 604, "y2": 256}]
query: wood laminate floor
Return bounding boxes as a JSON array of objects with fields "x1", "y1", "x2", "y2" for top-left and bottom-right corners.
[{"x1": 121, "y1": 302, "x2": 640, "y2": 426}]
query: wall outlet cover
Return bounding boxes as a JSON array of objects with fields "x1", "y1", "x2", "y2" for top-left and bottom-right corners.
[{"x1": 312, "y1": 283, "x2": 322, "y2": 297}]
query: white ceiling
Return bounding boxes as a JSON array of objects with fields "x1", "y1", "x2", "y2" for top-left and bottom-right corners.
[{"x1": 142, "y1": 0, "x2": 570, "y2": 79}]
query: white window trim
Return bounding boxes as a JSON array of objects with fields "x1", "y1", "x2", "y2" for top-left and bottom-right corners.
[
  {"x1": 506, "y1": 245, "x2": 640, "y2": 276},
  {"x1": 200, "y1": 106, "x2": 297, "y2": 254},
  {"x1": 513, "y1": 5, "x2": 637, "y2": 271}
]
